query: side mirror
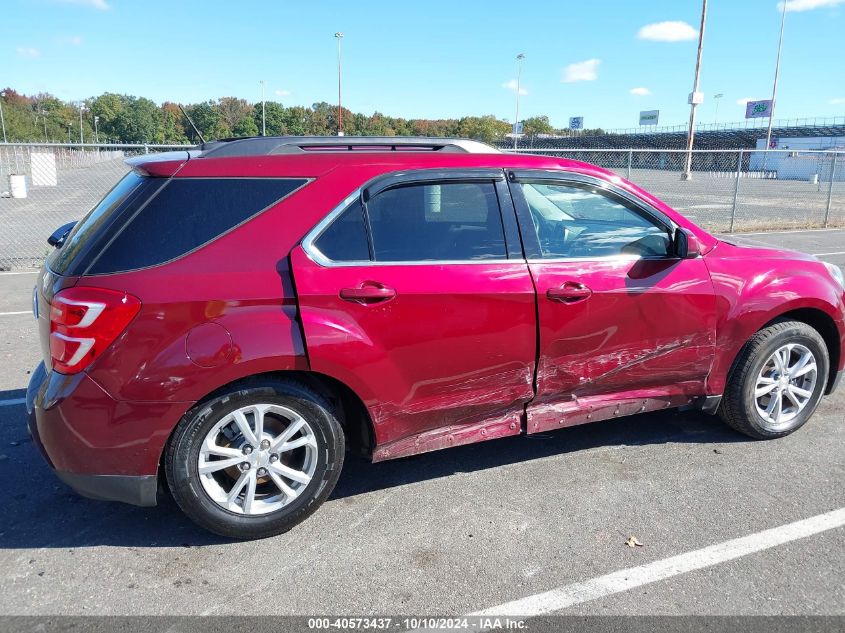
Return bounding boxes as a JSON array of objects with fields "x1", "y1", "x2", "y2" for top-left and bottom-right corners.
[
  {"x1": 47, "y1": 221, "x2": 77, "y2": 248},
  {"x1": 675, "y1": 228, "x2": 701, "y2": 259}
]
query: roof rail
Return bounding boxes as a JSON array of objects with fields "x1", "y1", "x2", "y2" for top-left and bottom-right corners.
[{"x1": 198, "y1": 136, "x2": 499, "y2": 158}]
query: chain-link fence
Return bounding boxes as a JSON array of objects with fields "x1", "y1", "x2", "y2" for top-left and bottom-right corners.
[
  {"x1": 0, "y1": 143, "x2": 188, "y2": 270},
  {"x1": 512, "y1": 148, "x2": 844, "y2": 233},
  {"x1": 1, "y1": 143, "x2": 843, "y2": 270}
]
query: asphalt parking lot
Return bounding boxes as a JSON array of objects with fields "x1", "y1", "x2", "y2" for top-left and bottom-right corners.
[{"x1": 0, "y1": 229, "x2": 842, "y2": 617}]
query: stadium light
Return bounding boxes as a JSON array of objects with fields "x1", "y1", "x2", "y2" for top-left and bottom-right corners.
[
  {"x1": 682, "y1": 0, "x2": 708, "y2": 181},
  {"x1": 0, "y1": 91, "x2": 7, "y2": 143},
  {"x1": 513, "y1": 53, "x2": 525, "y2": 151},
  {"x1": 78, "y1": 103, "x2": 86, "y2": 144},
  {"x1": 713, "y1": 93, "x2": 723, "y2": 126},
  {"x1": 260, "y1": 80, "x2": 266, "y2": 136},
  {"x1": 335, "y1": 32, "x2": 344, "y2": 137}
]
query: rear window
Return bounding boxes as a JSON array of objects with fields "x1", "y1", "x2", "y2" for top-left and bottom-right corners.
[
  {"x1": 48, "y1": 172, "x2": 161, "y2": 275},
  {"x1": 50, "y1": 175, "x2": 307, "y2": 275}
]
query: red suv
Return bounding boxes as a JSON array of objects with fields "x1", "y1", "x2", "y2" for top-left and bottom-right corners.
[{"x1": 27, "y1": 137, "x2": 845, "y2": 538}]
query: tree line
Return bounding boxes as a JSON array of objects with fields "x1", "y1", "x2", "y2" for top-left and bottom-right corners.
[{"x1": 0, "y1": 87, "x2": 604, "y2": 145}]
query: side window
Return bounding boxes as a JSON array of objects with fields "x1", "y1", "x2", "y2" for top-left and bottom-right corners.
[
  {"x1": 518, "y1": 182, "x2": 672, "y2": 259},
  {"x1": 87, "y1": 178, "x2": 308, "y2": 274},
  {"x1": 313, "y1": 199, "x2": 370, "y2": 262},
  {"x1": 366, "y1": 182, "x2": 506, "y2": 261}
]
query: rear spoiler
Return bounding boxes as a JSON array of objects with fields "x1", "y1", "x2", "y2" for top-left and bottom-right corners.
[{"x1": 124, "y1": 150, "x2": 201, "y2": 177}]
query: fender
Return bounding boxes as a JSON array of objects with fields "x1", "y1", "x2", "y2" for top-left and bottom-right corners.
[{"x1": 704, "y1": 244, "x2": 845, "y2": 395}]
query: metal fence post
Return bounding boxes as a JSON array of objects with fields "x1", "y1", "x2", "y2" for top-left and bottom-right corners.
[
  {"x1": 824, "y1": 152, "x2": 838, "y2": 227},
  {"x1": 730, "y1": 149, "x2": 743, "y2": 232},
  {"x1": 626, "y1": 150, "x2": 632, "y2": 181}
]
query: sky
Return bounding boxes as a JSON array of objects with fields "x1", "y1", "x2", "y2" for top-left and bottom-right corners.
[{"x1": 4, "y1": 0, "x2": 845, "y2": 130}]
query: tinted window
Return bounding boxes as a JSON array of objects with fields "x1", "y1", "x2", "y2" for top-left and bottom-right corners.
[
  {"x1": 313, "y1": 200, "x2": 370, "y2": 262},
  {"x1": 519, "y1": 182, "x2": 671, "y2": 259},
  {"x1": 367, "y1": 182, "x2": 506, "y2": 261},
  {"x1": 48, "y1": 172, "x2": 163, "y2": 275},
  {"x1": 86, "y1": 178, "x2": 307, "y2": 274}
]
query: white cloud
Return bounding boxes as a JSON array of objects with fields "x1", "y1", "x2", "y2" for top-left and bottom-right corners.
[
  {"x1": 16, "y1": 47, "x2": 40, "y2": 58},
  {"x1": 736, "y1": 97, "x2": 760, "y2": 105},
  {"x1": 60, "y1": 35, "x2": 84, "y2": 46},
  {"x1": 777, "y1": 0, "x2": 845, "y2": 12},
  {"x1": 275, "y1": 89, "x2": 291, "y2": 97},
  {"x1": 501, "y1": 79, "x2": 528, "y2": 96},
  {"x1": 630, "y1": 87, "x2": 651, "y2": 96},
  {"x1": 830, "y1": 97, "x2": 845, "y2": 104},
  {"x1": 637, "y1": 21, "x2": 698, "y2": 42},
  {"x1": 54, "y1": 0, "x2": 111, "y2": 9},
  {"x1": 562, "y1": 59, "x2": 600, "y2": 83}
]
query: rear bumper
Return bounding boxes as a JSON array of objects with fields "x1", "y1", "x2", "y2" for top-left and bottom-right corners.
[
  {"x1": 27, "y1": 361, "x2": 191, "y2": 507},
  {"x1": 55, "y1": 471, "x2": 158, "y2": 507}
]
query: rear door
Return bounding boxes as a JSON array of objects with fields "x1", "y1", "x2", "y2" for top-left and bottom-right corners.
[
  {"x1": 507, "y1": 170, "x2": 717, "y2": 433},
  {"x1": 290, "y1": 169, "x2": 537, "y2": 460}
]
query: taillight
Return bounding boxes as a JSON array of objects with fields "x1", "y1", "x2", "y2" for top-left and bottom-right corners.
[{"x1": 49, "y1": 287, "x2": 141, "y2": 374}]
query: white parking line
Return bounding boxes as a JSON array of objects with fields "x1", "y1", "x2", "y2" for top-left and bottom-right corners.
[
  {"x1": 0, "y1": 270, "x2": 38, "y2": 275},
  {"x1": 813, "y1": 251, "x2": 845, "y2": 257},
  {"x1": 471, "y1": 507, "x2": 845, "y2": 618},
  {"x1": 0, "y1": 398, "x2": 26, "y2": 407},
  {"x1": 0, "y1": 311, "x2": 31, "y2": 317},
  {"x1": 739, "y1": 228, "x2": 845, "y2": 236}
]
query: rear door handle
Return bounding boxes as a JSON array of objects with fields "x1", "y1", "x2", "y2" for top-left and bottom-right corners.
[
  {"x1": 547, "y1": 282, "x2": 592, "y2": 304},
  {"x1": 339, "y1": 283, "x2": 396, "y2": 304}
]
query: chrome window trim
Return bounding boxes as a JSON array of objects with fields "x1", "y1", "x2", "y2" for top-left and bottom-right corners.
[{"x1": 302, "y1": 169, "x2": 514, "y2": 268}]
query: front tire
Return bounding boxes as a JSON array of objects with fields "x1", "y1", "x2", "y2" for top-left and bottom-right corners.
[
  {"x1": 165, "y1": 379, "x2": 344, "y2": 539},
  {"x1": 719, "y1": 320, "x2": 829, "y2": 439}
]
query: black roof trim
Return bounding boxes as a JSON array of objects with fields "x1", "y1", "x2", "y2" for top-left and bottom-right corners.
[{"x1": 198, "y1": 136, "x2": 499, "y2": 158}]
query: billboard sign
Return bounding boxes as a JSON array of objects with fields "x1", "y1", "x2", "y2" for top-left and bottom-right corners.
[
  {"x1": 569, "y1": 116, "x2": 584, "y2": 130},
  {"x1": 745, "y1": 99, "x2": 773, "y2": 119},
  {"x1": 512, "y1": 121, "x2": 524, "y2": 135},
  {"x1": 639, "y1": 110, "x2": 659, "y2": 126}
]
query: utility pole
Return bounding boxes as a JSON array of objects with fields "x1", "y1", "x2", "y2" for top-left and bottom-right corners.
[
  {"x1": 94, "y1": 115, "x2": 100, "y2": 143},
  {"x1": 764, "y1": 0, "x2": 788, "y2": 166},
  {"x1": 0, "y1": 91, "x2": 7, "y2": 143},
  {"x1": 335, "y1": 32, "x2": 344, "y2": 136},
  {"x1": 682, "y1": 0, "x2": 708, "y2": 181},
  {"x1": 513, "y1": 53, "x2": 525, "y2": 150},
  {"x1": 260, "y1": 80, "x2": 266, "y2": 136},
  {"x1": 79, "y1": 103, "x2": 85, "y2": 144}
]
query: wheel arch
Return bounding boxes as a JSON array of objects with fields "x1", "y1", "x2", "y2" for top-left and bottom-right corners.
[
  {"x1": 157, "y1": 369, "x2": 376, "y2": 491},
  {"x1": 762, "y1": 308, "x2": 841, "y2": 395}
]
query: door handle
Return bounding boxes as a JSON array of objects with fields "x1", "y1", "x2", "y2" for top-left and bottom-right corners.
[
  {"x1": 547, "y1": 282, "x2": 592, "y2": 304},
  {"x1": 339, "y1": 283, "x2": 396, "y2": 304}
]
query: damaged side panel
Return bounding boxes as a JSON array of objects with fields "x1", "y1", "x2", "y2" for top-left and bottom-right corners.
[{"x1": 527, "y1": 256, "x2": 717, "y2": 433}]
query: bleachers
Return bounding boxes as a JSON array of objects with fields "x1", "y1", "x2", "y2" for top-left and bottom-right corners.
[{"x1": 502, "y1": 122, "x2": 845, "y2": 151}]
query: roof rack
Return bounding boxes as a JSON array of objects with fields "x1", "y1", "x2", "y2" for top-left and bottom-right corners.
[{"x1": 199, "y1": 136, "x2": 499, "y2": 158}]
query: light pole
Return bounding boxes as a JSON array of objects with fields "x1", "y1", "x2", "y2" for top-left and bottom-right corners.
[
  {"x1": 94, "y1": 115, "x2": 100, "y2": 143},
  {"x1": 682, "y1": 0, "x2": 708, "y2": 180},
  {"x1": 513, "y1": 53, "x2": 525, "y2": 150},
  {"x1": 260, "y1": 80, "x2": 266, "y2": 136},
  {"x1": 335, "y1": 32, "x2": 344, "y2": 136},
  {"x1": 0, "y1": 91, "x2": 7, "y2": 143},
  {"x1": 765, "y1": 0, "x2": 788, "y2": 161},
  {"x1": 713, "y1": 92, "x2": 723, "y2": 126},
  {"x1": 67, "y1": 121, "x2": 73, "y2": 143},
  {"x1": 78, "y1": 103, "x2": 86, "y2": 144}
]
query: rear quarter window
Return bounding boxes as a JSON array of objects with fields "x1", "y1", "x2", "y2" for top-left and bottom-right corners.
[{"x1": 86, "y1": 178, "x2": 308, "y2": 274}]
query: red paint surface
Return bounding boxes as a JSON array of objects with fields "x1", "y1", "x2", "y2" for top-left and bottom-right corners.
[{"x1": 29, "y1": 150, "x2": 845, "y2": 480}]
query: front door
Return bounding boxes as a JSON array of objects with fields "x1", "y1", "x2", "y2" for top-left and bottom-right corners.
[
  {"x1": 291, "y1": 170, "x2": 537, "y2": 460},
  {"x1": 508, "y1": 171, "x2": 717, "y2": 433}
]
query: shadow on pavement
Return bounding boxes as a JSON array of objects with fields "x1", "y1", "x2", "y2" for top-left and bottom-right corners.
[{"x1": 0, "y1": 386, "x2": 748, "y2": 549}]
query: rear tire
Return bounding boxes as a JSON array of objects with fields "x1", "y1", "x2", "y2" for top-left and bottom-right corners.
[
  {"x1": 719, "y1": 320, "x2": 829, "y2": 439},
  {"x1": 165, "y1": 378, "x2": 344, "y2": 539}
]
